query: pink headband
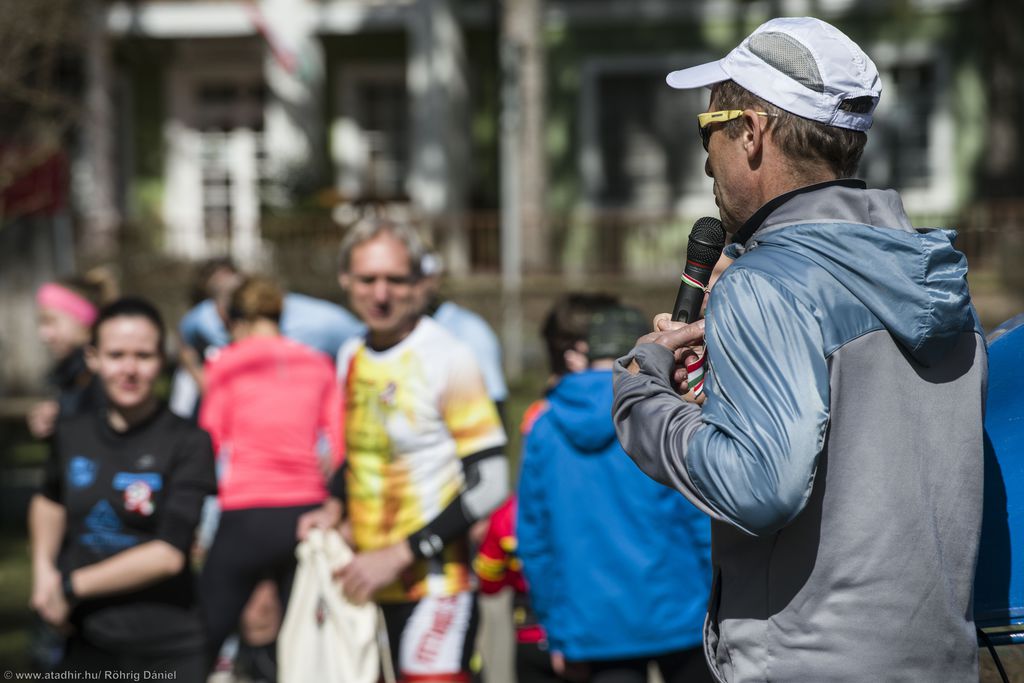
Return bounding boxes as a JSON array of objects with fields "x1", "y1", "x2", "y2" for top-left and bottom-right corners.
[{"x1": 36, "y1": 283, "x2": 99, "y2": 327}]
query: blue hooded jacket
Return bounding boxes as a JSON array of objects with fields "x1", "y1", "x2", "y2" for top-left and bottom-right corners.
[{"x1": 517, "y1": 369, "x2": 712, "y2": 661}]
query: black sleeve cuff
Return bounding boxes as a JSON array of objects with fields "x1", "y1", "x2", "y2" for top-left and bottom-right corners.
[
  {"x1": 615, "y1": 342, "x2": 678, "y2": 388},
  {"x1": 407, "y1": 494, "x2": 473, "y2": 560},
  {"x1": 408, "y1": 531, "x2": 446, "y2": 560}
]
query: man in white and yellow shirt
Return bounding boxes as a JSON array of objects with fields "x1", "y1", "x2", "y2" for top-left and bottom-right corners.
[{"x1": 299, "y1": 218, "x2": 508, "y2": 682}]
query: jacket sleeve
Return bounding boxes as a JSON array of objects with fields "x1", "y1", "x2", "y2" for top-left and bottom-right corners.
[
  {"x1": 404, "y1": 346, "x2": 508, "y2": 561},
  {"x1": 515, "y1": 427, "x2": 564, "y2": 652},
  {"x1": 157, "y1": 428, "x2": 218, "y2": 554},
  {"x1": 39, "y1": 429, "x2": 64, "y2": 503},
  {"x1": 613, "y1": 267, "x2": 830, "y2": 536}
]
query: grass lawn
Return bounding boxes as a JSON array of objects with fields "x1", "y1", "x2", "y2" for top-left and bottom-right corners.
[{"x1": 0, "y1": 531, "x2": 31, "y2": 670}]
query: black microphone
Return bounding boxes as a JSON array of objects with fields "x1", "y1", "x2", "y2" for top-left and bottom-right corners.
[{"x1": 672, "y1": 217, "x2": 726, "y2": 323}]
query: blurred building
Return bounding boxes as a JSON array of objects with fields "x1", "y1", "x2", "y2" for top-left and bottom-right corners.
[
  {"x1": 90, "y1": 0, "x2": 984, "y2": 275},
  {"x1": 1, "y1": 0, "x2": 1009, "y2": 395},
  {"x1": 102, "y1": 0, "x2": 481, "y2": 271}
]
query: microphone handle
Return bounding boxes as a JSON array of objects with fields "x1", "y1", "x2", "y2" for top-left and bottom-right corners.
[{"x1": 671, "y1": 263, "x2": 714, "y2": 323}]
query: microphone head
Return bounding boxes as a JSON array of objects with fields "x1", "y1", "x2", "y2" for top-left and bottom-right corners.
[{"x1": 686, "y1": 216, "x2": 726, "y2": 268}]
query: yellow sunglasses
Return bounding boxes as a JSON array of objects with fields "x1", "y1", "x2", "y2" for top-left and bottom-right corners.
[{"x1": 697, "y1": 110, "x2": 774, "y2": 150}]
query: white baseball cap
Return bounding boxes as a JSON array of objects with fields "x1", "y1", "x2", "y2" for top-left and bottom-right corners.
[{"x1": 667, "y1": 17, "x2": 881, "y2": 131}]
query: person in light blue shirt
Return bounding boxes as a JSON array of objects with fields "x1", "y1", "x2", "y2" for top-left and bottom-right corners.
[
  {"x1": 171, "y1": 258, "x2": 365, "y2": 420},
  {"x1": 179, "y1": 292, "x2": 365, "y2": 362},
  {"x1": 432, "y1": 301, "x2": 507, "y2": 403},
  {"x1": 420, "y1": 252, "x2": 509, "y2": 414}
]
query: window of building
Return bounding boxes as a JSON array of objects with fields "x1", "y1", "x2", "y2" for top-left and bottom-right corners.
[
  {"x1": 333, "y1": 65, "x2": 409, "y2": 202},
  {"x1": 193, "y1": 78, "x2": 267, "y2": 245},
  {"x1": 860, "y1": 61, "x2": 937, "y2": 191},
  {"x1": 581, "y1": 58, "x2": 711, "y2": 213}
]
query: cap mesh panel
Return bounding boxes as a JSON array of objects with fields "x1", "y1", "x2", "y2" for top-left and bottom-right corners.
[{"x1": 748, "y1": 32, "x2": 824, "y2": 93}]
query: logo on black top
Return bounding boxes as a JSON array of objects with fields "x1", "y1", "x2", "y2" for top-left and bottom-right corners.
[
  {"x1": 79, "y1": 500, "x2": 138, "y2": 552},
  {"x1": 68, "y1": 456, "x2": 97, "y2": 489}
]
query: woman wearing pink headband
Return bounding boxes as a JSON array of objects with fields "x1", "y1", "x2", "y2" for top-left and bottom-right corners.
[
  {"x1": 28, "y1": 274, "x2": 113, "y2": 439},
  {"x1": 36, "y1": 283, "x2": 100, "y2": 328}
]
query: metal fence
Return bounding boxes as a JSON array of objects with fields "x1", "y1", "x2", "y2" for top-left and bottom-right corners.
[
  {"x1": 3, "y1": 201, "x2": 1021, "y2": 396},
  {"x1": 439, "y1": 206, "x2": 1024, "y2": 280},
  {"x1": 146, "y1": 201, "x2": 1024, "y2": 285},
  {"x1": 137, "y1": 202, "x2": 1024, "y2": 320},
  {"x1": 959, "y1": 201, "x2": 1024, "y2": 280},
  {"x1": 238, "y1": 204, "x2": 1024, "y2": 374}
]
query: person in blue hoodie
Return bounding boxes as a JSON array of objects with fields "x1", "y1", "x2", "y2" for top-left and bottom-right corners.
[{"x1": 518, "y1": 302, "x2": 713, "y2": 683}]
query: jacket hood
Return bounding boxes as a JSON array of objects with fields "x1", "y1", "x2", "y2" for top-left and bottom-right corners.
[
  {"x1": 546, "y1": 370, "x2": 618, "y2": 452},
  {"x1": 749, "y1": 185, "x2": 978, "y2": 366}
]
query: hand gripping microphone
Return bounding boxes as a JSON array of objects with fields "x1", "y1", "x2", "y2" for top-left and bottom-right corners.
[{"x1": 672, "y1": 217, "x2": 726, "y2": 323}]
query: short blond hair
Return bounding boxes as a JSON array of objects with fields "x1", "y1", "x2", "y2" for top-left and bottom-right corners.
[{"x1": 337, "y1": 217, "x2": 428, "y2": 279}]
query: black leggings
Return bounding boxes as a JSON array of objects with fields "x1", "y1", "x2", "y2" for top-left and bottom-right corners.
[
  {"x1": 589, "y1": 646, "x2": 713, "y2": 683},
  {"x1": 516, "y1": 640, "x2": 564, "y2": 683},
  {"x1": 199, "y1": 504, "x2": 317, "y2": 669}
]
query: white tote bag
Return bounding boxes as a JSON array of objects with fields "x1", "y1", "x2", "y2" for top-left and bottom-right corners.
[{"x1": 277, "y1": 528, "x2": 383, "y2": 683}]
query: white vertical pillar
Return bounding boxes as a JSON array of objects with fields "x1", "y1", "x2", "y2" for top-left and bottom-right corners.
[
  {"x1": 406, "y1": 0, "x2": 470, "y2": 274},
  {"x1": 230, "y1": 130, "x2": 261, "y2": 268},
  {"x1": 162, "y1": 122, "x2": 204, "y2": 259},
  {"x1": 82, "y1": 0, "x2": 120, "y2": 260},
  {"x1": 501, "y1": 0, "x2": 545, "y2": 272},
  {"x1": 500, "y1": 38, "x2": 523, "y2": 380},
  {"x1": 260, "y1": 0, "x2": 326, "y2": 200}
]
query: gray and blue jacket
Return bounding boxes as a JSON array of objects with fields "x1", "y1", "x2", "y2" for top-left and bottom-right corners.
[{"x1": 613, "y1": 181, "x2": 987, "y2": 682}]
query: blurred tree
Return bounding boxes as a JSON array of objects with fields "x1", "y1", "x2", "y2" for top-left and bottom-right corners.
[
  {"x1": 0, "y1": 0, "x2": 81, "y2": 222},
  {"x1": 977, "y1": 0, "x2": 1024, "y2": 198},
  {"x1": 0, "y1": 1, "x2": 90, "y2": 395},
  {"x1": 975, "y1": 0, "x2": 1024, "y2": 294},
  {"x1": 0, "y1": 0, "x2": 119, "y2": 261}
]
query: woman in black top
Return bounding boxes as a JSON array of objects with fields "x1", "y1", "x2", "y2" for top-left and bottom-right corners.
[{"x1": 28, "y1": 297, "x2": 217, "y2": 678}]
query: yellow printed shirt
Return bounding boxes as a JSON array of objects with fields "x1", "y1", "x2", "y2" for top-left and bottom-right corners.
[{"x1": 338, "y1": 317, "x2": 507, "y2": 602}]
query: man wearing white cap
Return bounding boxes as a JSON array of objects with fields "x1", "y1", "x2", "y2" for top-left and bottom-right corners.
[{"x1": 613, "y1": 17, "x2": 986, "y2": 681}]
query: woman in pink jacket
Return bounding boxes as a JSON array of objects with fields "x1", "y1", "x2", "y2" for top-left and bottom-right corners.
[{"x1": 198, "y1": 275, "x2": 342, "y2": 672}]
